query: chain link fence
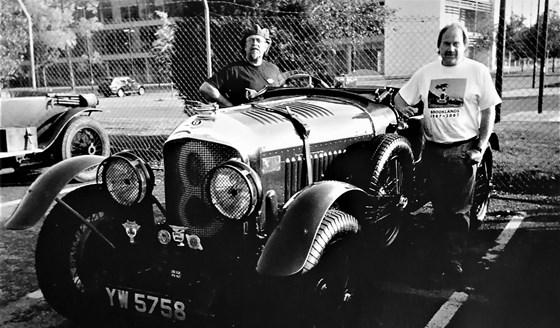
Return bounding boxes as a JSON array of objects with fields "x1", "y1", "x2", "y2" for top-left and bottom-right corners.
[{"x1": 7, "y1": 13, "x2": 559, "y2": 195}]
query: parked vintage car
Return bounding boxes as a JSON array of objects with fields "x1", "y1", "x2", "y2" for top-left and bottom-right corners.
[
  {"x1": 4, "y1": 82, "x2": 496, "y2": 327},
  {"x1": 0, "y1": 91, "x2": 110, "y2": 182},
  {"x1": 98, "y1": 76, "x2": 146, "y2": 98}
]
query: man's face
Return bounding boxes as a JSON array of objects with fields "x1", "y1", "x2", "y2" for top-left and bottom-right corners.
[
  {"x1": 439, "y1": 27, "x2": 466, "y2": 66},
  {"x1": 244, "y1": 35, "x2": 268, "y2": 63}
]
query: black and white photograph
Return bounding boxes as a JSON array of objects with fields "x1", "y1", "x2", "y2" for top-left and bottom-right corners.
[{"x1": 1, "y1": 0, "x2": 559, "y2": 327}]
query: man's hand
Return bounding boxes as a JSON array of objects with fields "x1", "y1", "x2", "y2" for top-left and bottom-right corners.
[
  {"x1": 398, "y1": 106, "x2": 419, "y2": 118},
  {"x1": 245, "y1": 88, "x2": 258, "y2": 100},
  {"x1": 393, "y1": 92, "x2": 419, "y2": 119},
  {"x1": 466, "y1": 148, "x2": 484, "y2": 165}
]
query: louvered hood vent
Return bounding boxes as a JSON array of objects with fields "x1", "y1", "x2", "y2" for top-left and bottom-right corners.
[{"x1": 241, "y1": 101, "x2": 334, "y2": 125}]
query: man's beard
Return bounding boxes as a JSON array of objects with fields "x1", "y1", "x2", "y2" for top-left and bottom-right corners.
[{"x1": 246, "y1": 48, "x2": 262, "y2": 64}]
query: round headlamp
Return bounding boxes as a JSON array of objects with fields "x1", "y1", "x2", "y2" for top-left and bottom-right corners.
[
  {"x1": 97, "y1": 151, "x2": 154, "y2": 206},
  {"x1": 203, "y1": 160, "x2": 262, "y2": 220}
]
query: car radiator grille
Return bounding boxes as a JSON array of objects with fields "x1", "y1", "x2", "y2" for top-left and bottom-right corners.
[
  {"x1": 283, "y1": 150, "x2": 343, "y2": 202},
  {"x1": 164, "y1": 140, "x2": 240, "y2": 238}
]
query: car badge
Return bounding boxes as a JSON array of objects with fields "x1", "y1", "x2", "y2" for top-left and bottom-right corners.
[
  {"x1": 169, "y1": 225, "x2": 203, "y2": 250},
  {"x1": 157, "y1": 229, "x2": 172, "y2": 245},
  {"x1": 186, "y1": 234, "x2": 203, "y2": 251},
  {"x1": 267, "y1": 78, "x2": 274, "y2": 84},
  {"x1": 170, "y1": 225, "x2": 187, "y2": 246},
  {"x1": 122, "y1": 220, "x2": 141, "y2": 244}
]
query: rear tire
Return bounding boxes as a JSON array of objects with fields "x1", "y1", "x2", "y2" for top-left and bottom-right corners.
[
  {"x1": 471, "y1": 148, "x2": 493, "y2": 230},
  {"x1": 137, "y1": 87, "x2": 145, "y2": 95},
  {"x1": 59, "y1": 116, "x2": 110, "y2": 182},
  {"x1": 325, "y1": 134, "x2": 414, "y2": 247}
]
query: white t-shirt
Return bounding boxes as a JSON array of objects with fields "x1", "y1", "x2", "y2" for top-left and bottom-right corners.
[{"x1": 398, "y1": 58, "x2": 502, "y2": 144}]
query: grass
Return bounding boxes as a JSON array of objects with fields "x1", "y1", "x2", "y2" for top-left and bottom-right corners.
[{"x1": 493, "y1": 95, "x2": 559, "y2": 195}]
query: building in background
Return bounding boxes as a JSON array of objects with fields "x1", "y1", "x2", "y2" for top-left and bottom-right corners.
[{"x1": 384, "y1": 0, "x2": 496, "y2": 77}]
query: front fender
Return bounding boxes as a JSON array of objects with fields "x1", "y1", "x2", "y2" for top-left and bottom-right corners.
[
  {"x1": 39, "y1": 108, "x2": 101, "y2": 149},
  {"x1": 3, "y1": 155, "x2": 105, "y2": 230},
  {"x1": 256, "y1": 180, "x2": 368, "y2": 276}
]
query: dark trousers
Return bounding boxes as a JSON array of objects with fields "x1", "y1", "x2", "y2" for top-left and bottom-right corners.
[{"x1": 423, "y1": 138, "x2": 477, "y2": 263}]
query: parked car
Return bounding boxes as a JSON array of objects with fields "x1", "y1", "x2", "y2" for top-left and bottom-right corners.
[
  {"x1": 98, "y1": 76, "x2": 145, "y2": 97},
  {"x1": 0, "y1": 91, "x2": 110, "y2": 182},
  {"x1": 4, "y1": 79, "x2": 496, "y2": 327}
]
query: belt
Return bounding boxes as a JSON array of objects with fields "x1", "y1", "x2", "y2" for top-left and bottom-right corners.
[{"x1": 425, "y1": 137, "x2": 477, "y2": 148}]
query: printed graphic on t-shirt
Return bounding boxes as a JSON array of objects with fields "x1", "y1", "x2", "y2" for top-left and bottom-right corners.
[{"x1": 427, "y1": 78, "x2": 466, "y2": 118}]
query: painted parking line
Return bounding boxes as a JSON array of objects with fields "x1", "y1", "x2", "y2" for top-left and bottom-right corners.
[{"x1": 425, "y1": 213, "x2": 527, "y2": 328}]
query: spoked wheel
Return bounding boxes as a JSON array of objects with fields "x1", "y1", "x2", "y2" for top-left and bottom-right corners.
[
  {"x1": 471, "y1": 148, "x2": 493, "y2": 230},
  {"x1": 324, "y1": 134, "x2": 414, "y2": 248},
  {"x1": 59, "y1": 116, "x2": 110, "y2": 182},
  {"x1": 366, "y1": 135, "x2": 414, "y2": 247},
  {"x1": 270, "y1": 209, "x2": 361, "y2": 328},
  {"x1": 35, "y1": 185, "x2": 121, "y2": 323}
]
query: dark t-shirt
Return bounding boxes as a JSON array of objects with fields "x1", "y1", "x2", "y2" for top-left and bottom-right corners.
[{"x1": 206, "y1": 60, "x2": 283, "y2": 106}]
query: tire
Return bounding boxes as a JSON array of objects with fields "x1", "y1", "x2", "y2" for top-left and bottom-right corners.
[
  {"x1": 59, "y1": 116, "x2": 111, "y2": 182},
  {"x1": 137, "y1": 87, "x2": 145, "y2": 95},
  {"x1": 117, "y1": 88, "x2": 125, "y2": 97},
  {"x1": 272, "y1": 209, "x2": 361, "y2": 328},
  {"x1": 324, "y1": 134, "x2": 414, "y2": 247},
  {"x1": 471, "y1": 148, "x2": 493, "y2": 230},
  {"x1": 35, "y1": 185, "x2": 119, "y2": 322}
]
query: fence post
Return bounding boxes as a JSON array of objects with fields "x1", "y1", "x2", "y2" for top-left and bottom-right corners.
[
  {"x1": 494, "y1": 0, "x2": 506, "y2": 123},
  {"x1": 204, "y1": 0, "x2": 212, "y2": 78},
  {"x1": 537, "y1": 0, "x2": 549, "y2": 114}
]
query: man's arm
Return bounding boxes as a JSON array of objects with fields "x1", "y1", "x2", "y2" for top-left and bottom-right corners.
[
  {"x1": 394, "y1": 92, "x2": 419, "y2": 118},
  {"x1": 199, "y1": 81, "x2": 233, "y2": 108},
  {"x1": 467, "y1": 106, "x2": 496, "y2": 164},
  {"x1": 477, "y1": 106, "x2": 496, "y2": 152}
]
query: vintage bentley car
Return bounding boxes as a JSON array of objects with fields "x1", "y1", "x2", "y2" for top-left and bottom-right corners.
[
  {"x1": 0, "y1": 91, "x2": 110, "y2": 182},
  {"x1": 4, "y1": 84, "x2": 496, "y2": 327}
]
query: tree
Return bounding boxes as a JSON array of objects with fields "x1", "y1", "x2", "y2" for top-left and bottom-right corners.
[
  {"x1": 543, "y1": 10, "x2": 560, "y2": 59},
  {"x1": 151, "y1": 11, "x2": 175, "y2": 86},
  {"x1": 309, "y1": 0, "x2": 394, "y2": 41},
  {"x1": 505, "y1": 14, "x2": 532, "y2": 60},
  {"x1": 2, "y1": 0, "x2": 102, "y2": 88},
  {"x1": 75, "y1": 2, "x2": 104, "y2": 88},
  {"x1": 0, "y1": 1, "x2": 28, "y2": 87}
]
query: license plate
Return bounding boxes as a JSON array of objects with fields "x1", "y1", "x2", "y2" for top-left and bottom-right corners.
[{"x1": 105, "y1": 287, "x2": 187, "y2": 321}]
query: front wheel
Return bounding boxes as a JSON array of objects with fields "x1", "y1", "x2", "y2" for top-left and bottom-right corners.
[
  {"x1": 266, "y1": 209, "x2": 361, "y2": 328},
  {"x1": 59, "y1": 116, "x2": 111, "y2": 182},
  {"x1": 117, "y1": 88, "x2": 125, "y2": 97},
  {"x1": 35, "y1": 185, "x2": 119, "y2": 322}
]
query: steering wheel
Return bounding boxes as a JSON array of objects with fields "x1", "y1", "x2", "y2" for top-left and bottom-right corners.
[{"x1": 282, "y1": 72, "x2": 331, "y2": 89}]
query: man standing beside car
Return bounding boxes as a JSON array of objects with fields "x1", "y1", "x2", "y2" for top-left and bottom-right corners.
[
  {"x1": 393, "y1": 23, "x2": 501, "y2": 287},
  {"x1": 199, "y1": 24, "x2": 284, "y2": 107}
]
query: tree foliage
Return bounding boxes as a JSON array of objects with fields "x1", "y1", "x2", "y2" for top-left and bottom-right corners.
[
  {"x1": 0, "y1": 1, "x2": 29, "y2": 86},
  {"x1": 506, "y1": 11, "x2": 560, "y2": 60},
  {"x1": 152, "y1": 11, "x2": 175, "y2": 83},
  {"x1": 309, "y1": 0, "x2": 395, "y2": 41},
  {"x1": 0, "y1": 0, "x2": 103, "y2": 87}
]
